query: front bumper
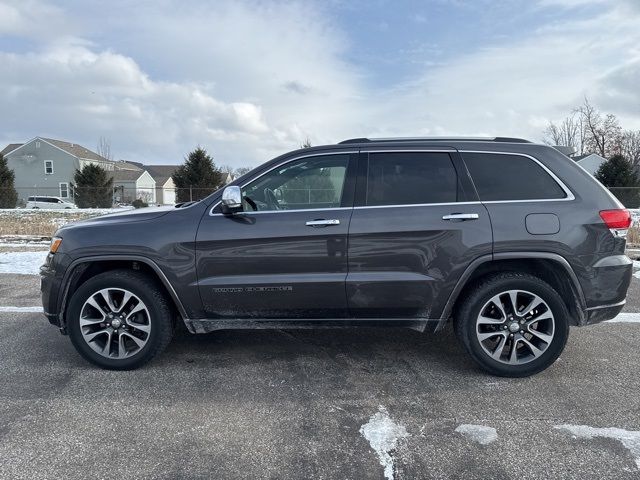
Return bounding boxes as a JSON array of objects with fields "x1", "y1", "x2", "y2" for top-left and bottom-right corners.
[{"x1": 40, "y1": 253, "x2": 68, "y2": 329}]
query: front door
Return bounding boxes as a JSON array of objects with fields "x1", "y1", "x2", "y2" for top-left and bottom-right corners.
[
  {"x1": 347, "y1": 149, "x2": 493, "y2": 319},
  {"x1": 196, "y1": 152, "x2": 357, "y2": 319}
]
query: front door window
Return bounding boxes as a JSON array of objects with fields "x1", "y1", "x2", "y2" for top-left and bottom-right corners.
[{"x1": 241, "y1": 155, "x2": 349, "y2": 212}]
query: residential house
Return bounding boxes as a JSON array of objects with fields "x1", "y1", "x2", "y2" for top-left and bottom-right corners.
[
  {"x1": 2, "y1": 136, "x2": 169, "y2": 206},
  {"x1": 144, "y1": 165, "x2": 178, "y2": 205},
  {"x1": 1, "y1": 136, "x2": 115, "y2": 205},
  {"x1": 574, "y1": 153, "x2": 607, "y2": 176},
  {"x1": 110, "y1": 162, "x2": 156, "y2": 204}
]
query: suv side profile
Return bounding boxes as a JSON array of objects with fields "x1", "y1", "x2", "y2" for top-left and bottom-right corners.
[{"x1": 40, "y1": 138, "x2": 633, "y2": 376}]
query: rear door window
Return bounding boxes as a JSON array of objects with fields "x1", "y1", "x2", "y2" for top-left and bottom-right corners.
[
  {"x1": 365, "y1": 152, "x2": 461, "y2": 206},
  {"x1": 463, "y1": 152, "x2": 567, "y2": 201}
]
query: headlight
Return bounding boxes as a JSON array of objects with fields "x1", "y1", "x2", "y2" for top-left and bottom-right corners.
[{"x1": 49, "y1": 236, "x2": 62, "y2": 254}]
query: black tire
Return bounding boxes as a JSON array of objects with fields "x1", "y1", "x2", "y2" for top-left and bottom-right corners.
[
  {"x1": 67, "y1": 270, "x2": 173, "y2": 370},
  {"x1": 454, "y1": 272, "x2": 569, "y2": 377}
]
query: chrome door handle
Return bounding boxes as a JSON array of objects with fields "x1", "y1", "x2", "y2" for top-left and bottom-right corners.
[
  {"x1": 305, "y1": 219, "x2": 340, "y2": 227},
  {"x1": 442, "y1": 213, "x2": 479, "y2": 221}
]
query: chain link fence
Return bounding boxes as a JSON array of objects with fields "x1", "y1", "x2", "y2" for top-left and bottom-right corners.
[{"x1": 0, "y1": 186, "x2": 224, "y2": 208}]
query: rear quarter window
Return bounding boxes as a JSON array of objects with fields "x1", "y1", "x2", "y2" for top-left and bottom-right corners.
[{"x1": 463, "y1": 152, "x2": 567, "y2": 201}]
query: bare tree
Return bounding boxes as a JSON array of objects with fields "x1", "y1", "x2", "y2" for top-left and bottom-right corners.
[
  {"x1": 576, "y1": 98, "x2": 622, "y2": 158},
  {"x1": 620, "y1": 130, "x2": 640, "y2": 169},
  {"x1": 234, "y1": 166, "x2": 252, "y2": 177},
  {"x1": 300, "y1": 137, "x2": 312, "y2": 148},
  {"x1": 543, "y1": 113, "x2": 586, "y2": 155},
  {"x1": 97, "y1": 136, "x2": 113, "y2": 161}
]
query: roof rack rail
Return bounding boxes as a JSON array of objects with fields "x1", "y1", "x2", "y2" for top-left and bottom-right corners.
[{"x1": 338, "y1": 136, "x2": 531, "y2": 144}]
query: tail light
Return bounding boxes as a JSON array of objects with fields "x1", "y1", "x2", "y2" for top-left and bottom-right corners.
[{"x1": 599, "y1": 209, "x2": 632, "y2": 237}]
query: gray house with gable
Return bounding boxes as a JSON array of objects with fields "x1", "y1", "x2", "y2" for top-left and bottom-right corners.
[
  {"x1": 1, "y1": 137, "x2": 114, "y2": 205},
  {"x1": 1, "y1": 136, "x2": 168, "y2": 207}
]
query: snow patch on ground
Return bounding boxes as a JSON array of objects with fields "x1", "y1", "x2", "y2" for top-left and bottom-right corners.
[
  {"x1": 555, "y1": 424, "x2": 640, "y2": 469},
  {"x1": 455, "y1": 424, "x2": 498, "y2": 445},
  {"x1": 0, "y1": 251, "x2": 49, "y2": 275},
  {"x1": 360, "y1": 406, "x2": 409, "y2": 480},
  {"x1": 607, "y1": 313, "x2": 640, "y2": 323},
  {"x1": 0, "y1": 306, "x2": 44, "y2": 313},
  {"x1": 633, "y1": 260, "x2": 640, "y2": 280}
]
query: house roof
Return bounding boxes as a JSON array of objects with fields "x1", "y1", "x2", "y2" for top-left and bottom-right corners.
[
  {"x1": 109, "y1": 169, "x2": 147, "y2": 182},
  {"x1": 41, "y1": 137, "x2": 110, "y2": 163},
  {"x1": 1, "y1": 143, "x2": 23, "y2": 156},
  {"x1": 575, "y1": 153, "x2": 607, "y2": 163},
  {"x1": 114, "y1": 160, "x2": 143, "y2": 171},
  {"x1": 144, "y1": 165, "x2": 178, "y2": 185}
]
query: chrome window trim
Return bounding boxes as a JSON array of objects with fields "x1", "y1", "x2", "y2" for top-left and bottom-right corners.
[
  {"x1": 459, "y1": 150, "x2": 576, "y2": 203},
  {"x1": 208, "y1": 150, "x2": 355, "y2": 216},
  {"x1": 354, "y1": 201, "x2": 482, "y2": 210},
  {"x1": 208, "y1": 148, "x2": 575, "y2": 216}
]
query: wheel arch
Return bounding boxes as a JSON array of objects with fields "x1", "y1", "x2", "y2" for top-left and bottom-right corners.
[
  {"x1": 58, "y1": 255, "x2": 188, "y2": 329},
  {"x1": 438, "y1": 252, "x2": 587, "y2": 330}
]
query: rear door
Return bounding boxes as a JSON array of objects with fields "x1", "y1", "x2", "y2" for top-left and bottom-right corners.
[{"x1": 346, "y1": 148, "x2": 493, "y2": 319}]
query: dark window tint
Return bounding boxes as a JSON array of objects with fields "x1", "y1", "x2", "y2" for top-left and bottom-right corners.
[
  {"x1": 366, "y1": 152, "x2": 459, "y2": 206},
  {"x1": 463, "y1": 153, "x2": 566, "y2": 201}
]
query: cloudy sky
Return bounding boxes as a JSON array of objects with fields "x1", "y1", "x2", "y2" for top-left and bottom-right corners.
[{"x1": 1, "y1": 0, "x2": 639, "y2": 168}]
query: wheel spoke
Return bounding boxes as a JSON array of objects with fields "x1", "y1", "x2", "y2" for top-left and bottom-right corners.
[
  {"x1": 528, "y1": 328, "x2": 553, "y2": 344},
  {"x1": 507, "y1": 291, "x2": 519, "y2": 315},
  {"x1": 520, "y1": 337, "x2": 543, "y2": 358},
  {"x1": 508, "y1": 338, "x2": 519, "y2": 363},
  {"x1": 118, "y1": 334, "x2": 128, "y2": 358},
  {"x1": 127, "y1": 321, "x2": 150, "y2": 334},
  {"x1": 477, "y1": 315, "x2": 504, "y2": 326},
  {"x1": 491, "y1": 335, "x2": 509, "y2": 360},
  {"x1": 117, "y1": 291, "x2": 133, "y2": 313},
  {"x1": 127, "y1": 301, "x2": 146, "y2": 319},
  {"x1": 491, "y1": 294, "x2": 507, "y2": 320},
  {"x1": 101, "y1": 330, "x2": 113, "y2": 356},
  {"x1": 521, "y1": 294, "x2": 543, "y2": 316},
  {"x1": 85, "y1": 297, "x2": 107, "y2": 318},
  {"x1": 526, "y1": 316, "x2": 553, "y2": 328},
  {"x1": 98, "y1": 289, "x2": 118, "y2": 313},
  {"x1": 80, "y1": 317, "x2": 104, "y2": 327},
  {"x1": 121, "y1": 332, "x2": 145, "y2": 349},
  {"x1": 478, "y1": 331, "x2": 506, "y2": 342},
  {"x1": 83, "y1": 328, "x2": 109, "y2": 342}
]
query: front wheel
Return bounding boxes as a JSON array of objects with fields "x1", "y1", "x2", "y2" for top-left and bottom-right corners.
[
  {"x1": 67, "y1": 270, "x2": 173, "y2": 370},
  {"x1": 454, "y1": 272, "x2": 569, "y2": 377}
]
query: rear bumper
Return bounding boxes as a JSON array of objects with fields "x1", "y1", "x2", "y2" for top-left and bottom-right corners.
[
  {"x1": 583, "y1": 300, "x2": 626, "y2": 325},
  {"x1": 576, "y1": 254, "x2": 633, "y2": 325}
]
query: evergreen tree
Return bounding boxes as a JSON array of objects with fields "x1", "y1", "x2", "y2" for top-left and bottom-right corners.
[
  {"x1": 172, "y1": 147, "x2": 224, "y2": 202},
  {"x1": 0, "y1": 153, "x2": 18, "y2": 208},
  {"x1": 73, "y1": 164, "x2": 113, "y2": 208},
  {"x1": 595, "y1": 154, "x2": 640, "y2": 207}
]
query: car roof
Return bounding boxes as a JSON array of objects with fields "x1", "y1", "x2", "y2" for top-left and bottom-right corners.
[{"x1": 338, "y1": 136, "x2": 532, "y2": 145}]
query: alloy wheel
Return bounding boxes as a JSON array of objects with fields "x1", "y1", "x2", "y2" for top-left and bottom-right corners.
[
  {"x1": 475, "y1": 289, "x2": 555, "y2": 365},
  {"x1": 79, "y1": 288, "x2": 151, "y2": 359}
]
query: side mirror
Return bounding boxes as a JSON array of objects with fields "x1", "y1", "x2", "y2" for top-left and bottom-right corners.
[{"x1": 221, "y1": 186, "x2": 242, "y2": 214}]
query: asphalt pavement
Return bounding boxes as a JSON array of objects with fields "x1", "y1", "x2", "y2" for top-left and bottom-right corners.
[{"x1": 0, "y1": 270, "x2": 639, "y2": 479}]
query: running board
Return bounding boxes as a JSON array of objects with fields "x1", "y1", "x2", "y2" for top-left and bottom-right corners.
[{"x1": 183, "y1": 318, "x2": 441, "y2": 334}]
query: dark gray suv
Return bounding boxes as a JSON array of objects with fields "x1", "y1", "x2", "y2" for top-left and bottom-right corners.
[{"x1": 40, "y1": 137, "x2": 633, "y2": 376}]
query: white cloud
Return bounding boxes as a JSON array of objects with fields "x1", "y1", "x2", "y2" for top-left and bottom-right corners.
[{"x1": 0, "y1": 0, "x2": 639, "y2": 168}]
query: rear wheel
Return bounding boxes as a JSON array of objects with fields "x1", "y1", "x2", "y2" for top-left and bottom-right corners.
[
  {"x1": 67, "y1": 270, "x2": 173, "y2": 370},
  {"x1": 454, "y1": 272, "x2": 569, "y2": 377}
]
